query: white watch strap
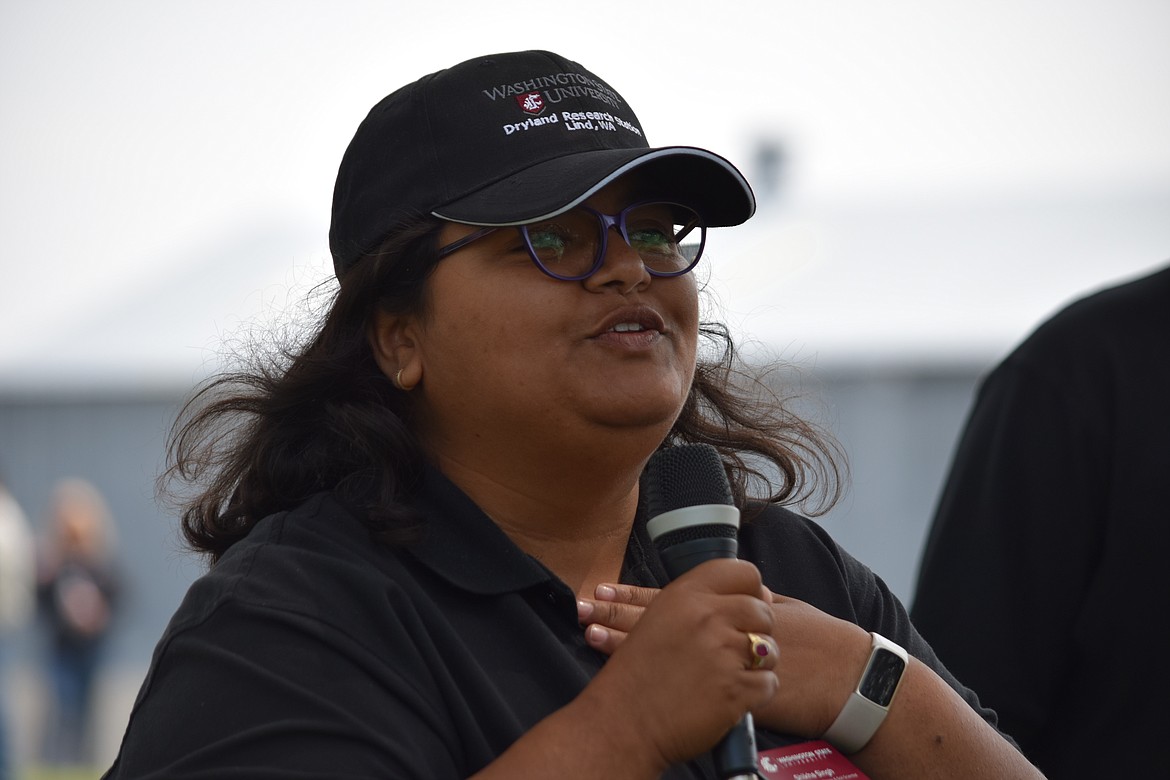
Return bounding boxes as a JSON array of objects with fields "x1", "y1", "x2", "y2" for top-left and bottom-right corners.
[{"x1": 821, "y1": 632, "x2": 908, "y2": 754}]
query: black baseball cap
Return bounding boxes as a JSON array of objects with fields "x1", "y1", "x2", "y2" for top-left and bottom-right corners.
[{"x1": 328, "y1": 50, "x2": 756, "y2": 278}]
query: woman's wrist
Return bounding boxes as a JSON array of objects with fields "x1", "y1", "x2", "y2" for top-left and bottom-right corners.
[
  {"x1": 821, "y1": 633, "x2": 910, "y2": 753},
  {"x1": 750, "y1": 600, "x2": 874, "y2": 739}
]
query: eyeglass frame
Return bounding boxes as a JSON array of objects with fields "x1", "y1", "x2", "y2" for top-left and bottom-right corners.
[{"x1": 434, "y1": 200, "x2": 708, "y2": 281}]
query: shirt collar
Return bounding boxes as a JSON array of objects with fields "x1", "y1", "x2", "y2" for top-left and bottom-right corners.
[
  {"x1": 405, "y1": 466, "x2": 555, "y2": 595},
  {"x1": 405, "y1": 465, "x2": 671, "y2": 594}
]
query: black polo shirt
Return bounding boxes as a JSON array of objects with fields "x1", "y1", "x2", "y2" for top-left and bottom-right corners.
[{"x1": 105, "y1": 467, "x2": 996, "y2": 779}]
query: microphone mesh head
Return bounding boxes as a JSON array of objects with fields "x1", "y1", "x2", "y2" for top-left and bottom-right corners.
[{"x1": 644, "y1": 444, "x2": 734, "y2": 519}]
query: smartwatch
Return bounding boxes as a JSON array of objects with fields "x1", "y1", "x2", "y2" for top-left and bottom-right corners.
[{"x1": 821, "y1": 632, "x2": 908, "y2": 754}]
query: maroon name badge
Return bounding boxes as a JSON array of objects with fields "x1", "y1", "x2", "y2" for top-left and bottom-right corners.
[{"x1": 757, "y1": 740, "x2": 870, "y2": 780}]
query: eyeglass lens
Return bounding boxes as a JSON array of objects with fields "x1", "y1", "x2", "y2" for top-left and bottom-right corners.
[{"x1": 523, "y1": 202, "x2": 704, "y2": 280}]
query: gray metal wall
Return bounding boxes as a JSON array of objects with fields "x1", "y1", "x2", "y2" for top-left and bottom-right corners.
[{"x1": 0, "y1": 393, "x2": 205, "y2": 667}]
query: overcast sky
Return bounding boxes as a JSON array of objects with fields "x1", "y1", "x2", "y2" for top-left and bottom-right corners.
[{"x1": 3, "y1": 0, "x2": 1169, "y2": 389}]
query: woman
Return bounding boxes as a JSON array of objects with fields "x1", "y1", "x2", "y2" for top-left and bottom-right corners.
[
  {"x1": 37, "y1": 478, "x2": 121, "y2": 767},
  {"x1": 104, "y1": 51, "x2": 1043, "y2": 779}
]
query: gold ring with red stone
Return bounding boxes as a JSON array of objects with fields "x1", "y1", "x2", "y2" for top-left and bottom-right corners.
[{"x1": 747, "y1": 632, "x2": 772, "y2": 669}]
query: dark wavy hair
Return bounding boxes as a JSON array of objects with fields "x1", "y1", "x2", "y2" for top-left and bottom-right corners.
[{"x1": 163, "y1": 218, "x2": 844, "y2": 565}]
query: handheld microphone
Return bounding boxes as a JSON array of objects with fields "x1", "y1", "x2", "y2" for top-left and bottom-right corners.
[{"x1": 644, "y1": 444, "x2": 760, "y2": 780}]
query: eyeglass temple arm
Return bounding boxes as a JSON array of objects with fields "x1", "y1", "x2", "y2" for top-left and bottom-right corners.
[
  {"x1": 676, "y1": 217, "x2": 702, "y2": 243},
  {"x1": 436, "y1": 226, "x2": 500, "y2": 259}
]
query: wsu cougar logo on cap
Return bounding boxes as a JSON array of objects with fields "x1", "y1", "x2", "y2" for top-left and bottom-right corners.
[{"x1": 515, "y1": 91, "x2": 545, "y2": 115}]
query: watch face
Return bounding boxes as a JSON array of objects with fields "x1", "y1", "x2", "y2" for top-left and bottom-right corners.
[{"x1": 859, "y1": 648, "x2": 906, "y2": 706}]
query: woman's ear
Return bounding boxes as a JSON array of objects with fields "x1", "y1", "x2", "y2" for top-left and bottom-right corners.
[{"x1": 369, "y1": 310, "x2": 423, "y2": 391}]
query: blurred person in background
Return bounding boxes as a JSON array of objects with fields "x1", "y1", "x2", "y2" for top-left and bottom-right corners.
[
  {"x1": 912, "y1": 263, "x2": 1170, "y2": 779},
  {"x1": 0, "y1": 471, "x2": 34, "y2": 780},
  {"x1": 36, "y1": 477, "x2": 122, "y2": 769}
]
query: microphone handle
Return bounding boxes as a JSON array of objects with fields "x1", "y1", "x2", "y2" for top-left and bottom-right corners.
[
  {"x1": 656, "y1": 526, "x2": 761, "y2": 778},
  {"x1": 716, "y1": 712, "x2": 760, "y2": 779}
]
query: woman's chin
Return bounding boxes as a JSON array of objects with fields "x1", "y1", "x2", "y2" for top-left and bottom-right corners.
[{"x1": 577, "y1": 391, "x2": 687, "y2": 434}]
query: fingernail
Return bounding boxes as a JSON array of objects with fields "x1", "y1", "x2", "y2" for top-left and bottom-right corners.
[
  {"x1": 586, "y1": 624, "x2": 609, "y2": 644},
  {"x1": 595, "y1": 584, "x2": 617, "y2": 600},
  {"x1": 576, "y1": 599, "x2": 594, "y2": 622}
]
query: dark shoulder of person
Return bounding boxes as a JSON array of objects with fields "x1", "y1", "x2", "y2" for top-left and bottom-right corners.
[
  {"x1": 1009, "y1": 264, "x2": 1170, "y2": 369},
  {"x1": 737, "y1": 503, "x2": 864, "y2": 621}
]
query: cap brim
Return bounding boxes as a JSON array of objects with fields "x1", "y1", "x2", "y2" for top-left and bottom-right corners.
[{"x1": 431, "y1": 147, "x2": 755, "y2": 228}]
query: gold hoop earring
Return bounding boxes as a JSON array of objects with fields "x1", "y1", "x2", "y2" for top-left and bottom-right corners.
[{"x1": 394, "y1": 368, "x2": 408, "y2": 391}]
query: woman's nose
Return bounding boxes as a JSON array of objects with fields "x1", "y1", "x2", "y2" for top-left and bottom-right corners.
[{"x1": 582, "y1": 227, "x2": 651, "y2": 293}]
